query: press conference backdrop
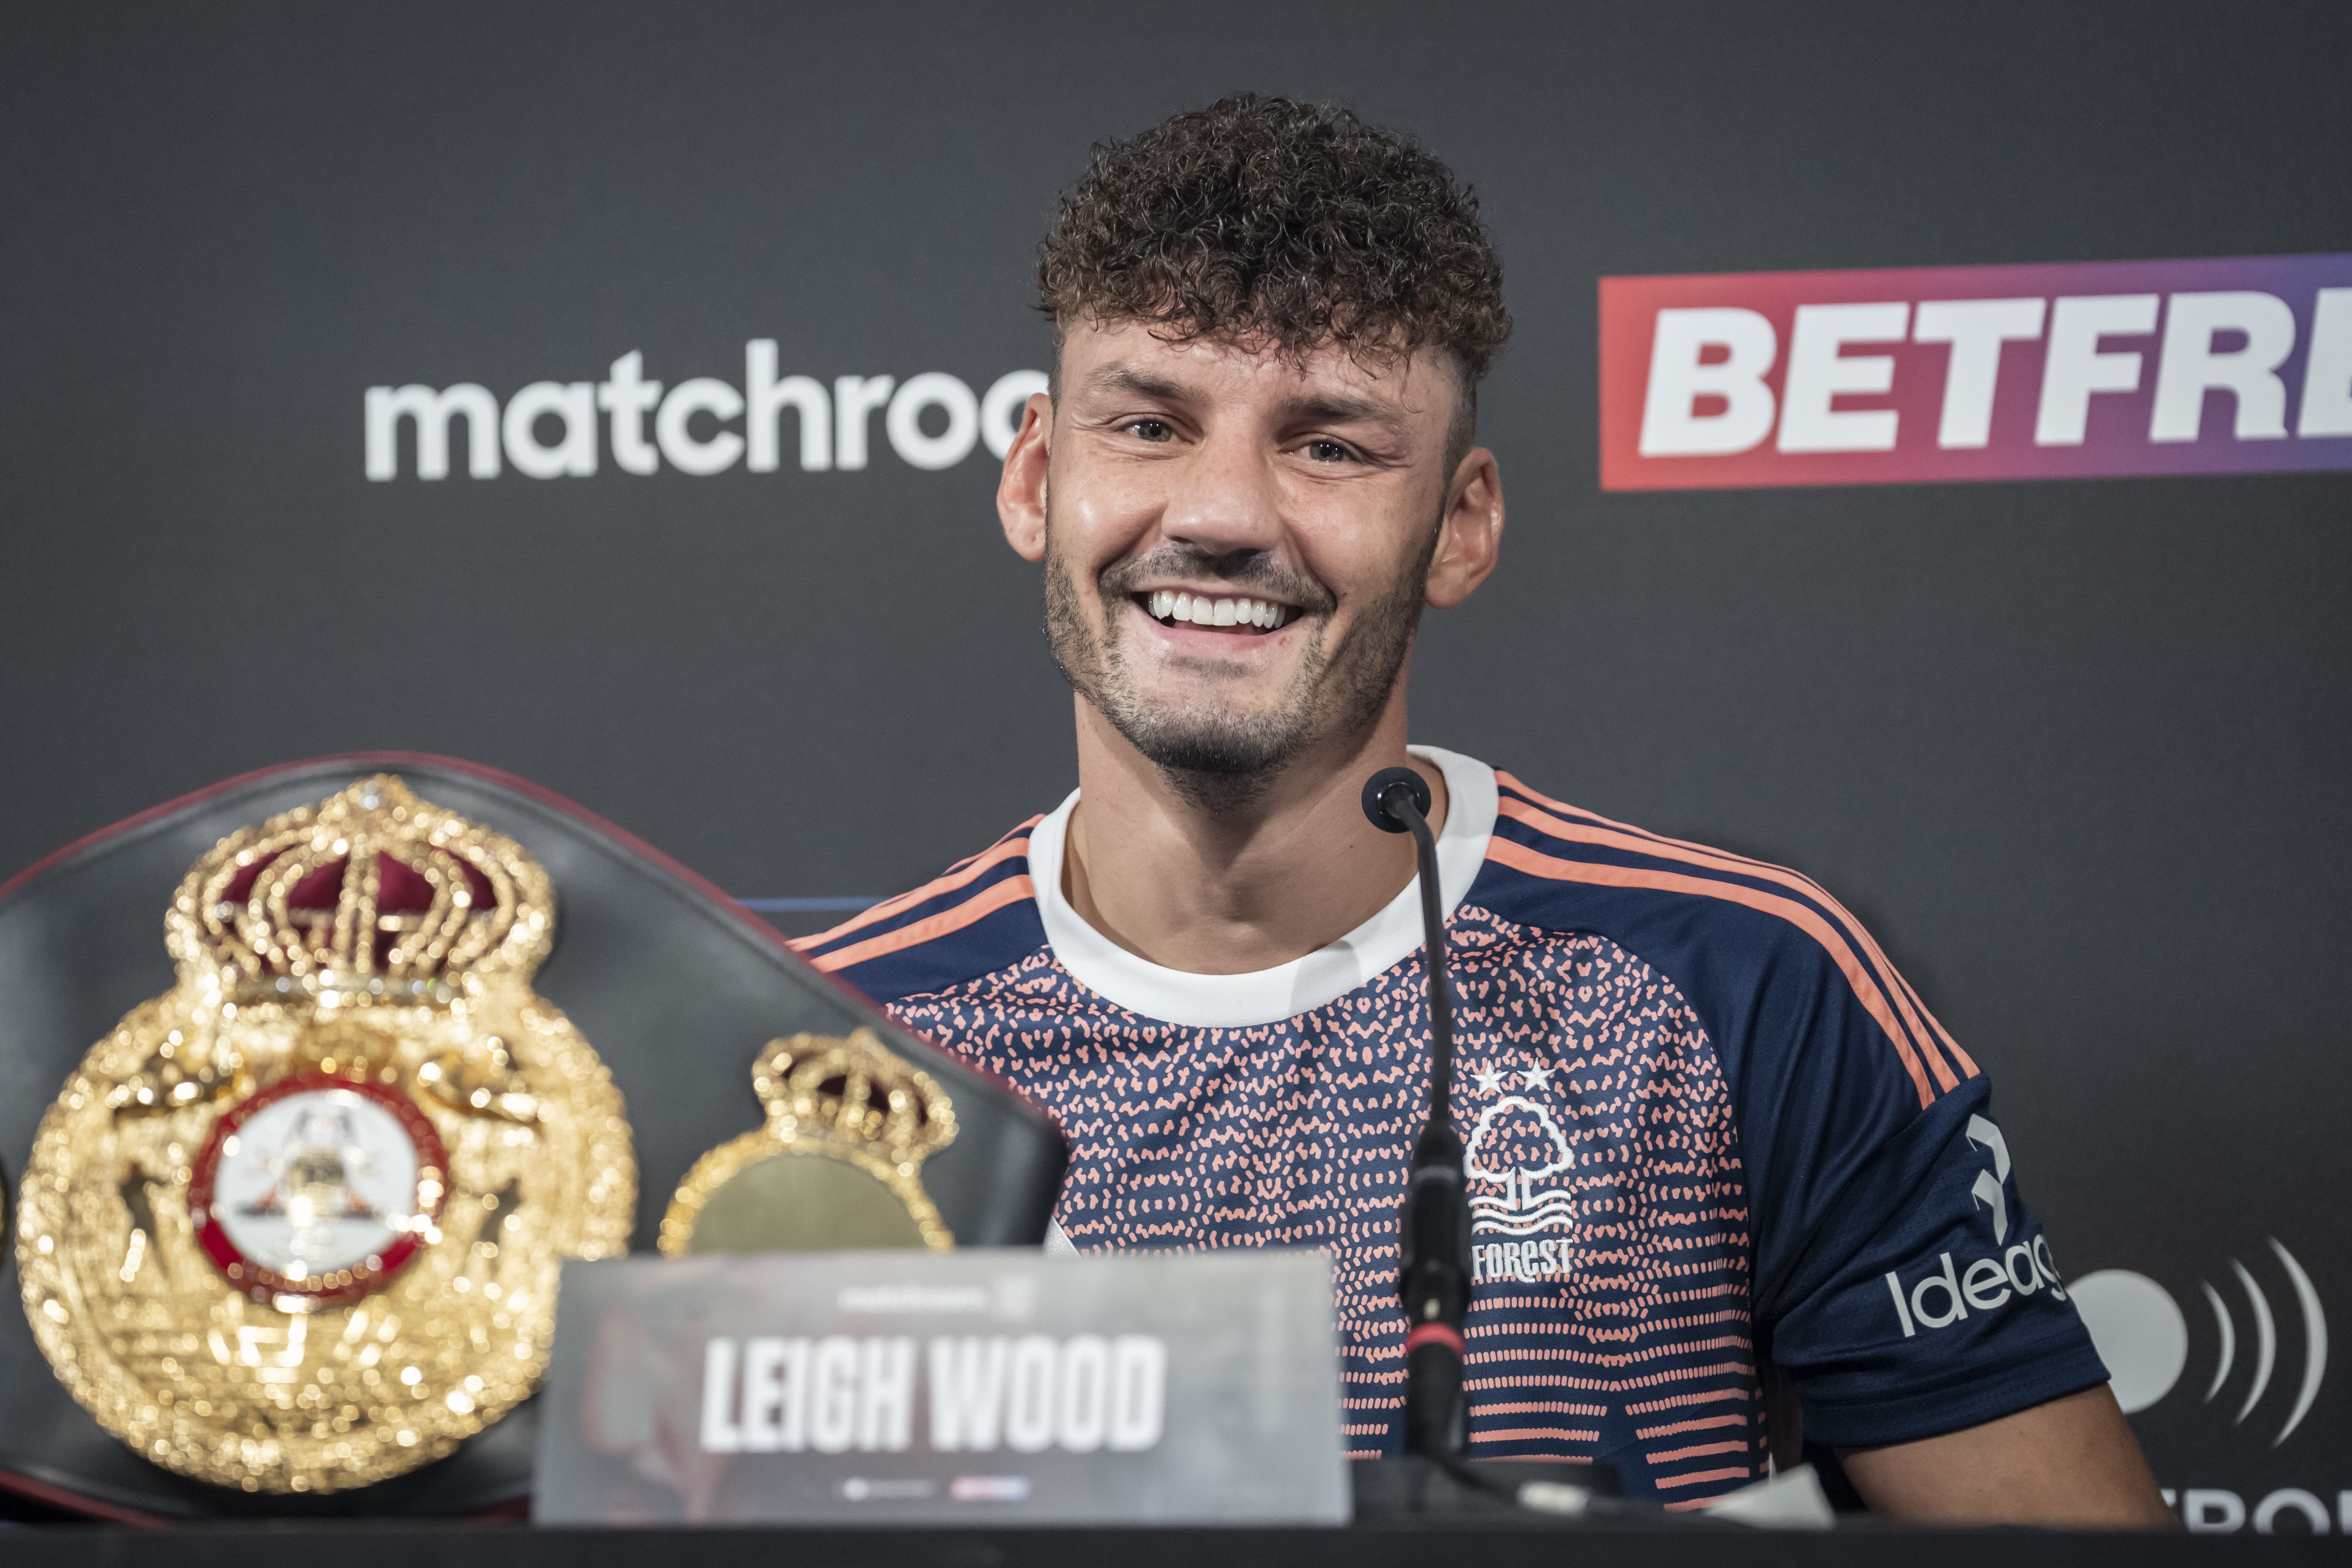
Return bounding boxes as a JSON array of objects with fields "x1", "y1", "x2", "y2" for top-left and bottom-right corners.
[{"x1": 2, "y1": 1, "x2": 2346, "y2": 1533}]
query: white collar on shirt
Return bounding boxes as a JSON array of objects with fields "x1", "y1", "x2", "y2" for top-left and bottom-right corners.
[{"x1": 1024, "y1": 746, "x2": 1498, "y2": 1030}]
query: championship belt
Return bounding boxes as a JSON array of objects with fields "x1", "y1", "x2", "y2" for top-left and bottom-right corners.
[
  {"x1": 15, "y1": 776, "x2": 635, "y2": 1496},
  {"x1": 0, "y1": 754, "x2": 1067, "y2": 1519}
]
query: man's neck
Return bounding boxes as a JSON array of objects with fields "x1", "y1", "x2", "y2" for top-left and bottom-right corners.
[{"x1": 1059, "y1": 692, "x2": 1449, "y2": 975}]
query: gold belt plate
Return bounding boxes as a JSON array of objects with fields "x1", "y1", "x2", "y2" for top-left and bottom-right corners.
[
  {"x1": 661, "y1": 1028, "x2": 956, "y2": 1256},
  {"x1": 15, "y1": 775, "x2": 636, "y2": 1495}
]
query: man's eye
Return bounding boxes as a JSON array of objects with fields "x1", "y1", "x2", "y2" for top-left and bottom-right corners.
[
  {"x1": 1303, "y1": 439, "x2": 1353, "y2": 463},
  {"x1": 1126, "y1": 419, "x2": 1174, "y2": 443}
]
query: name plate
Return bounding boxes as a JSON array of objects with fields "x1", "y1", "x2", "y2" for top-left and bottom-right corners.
[{"x1": 533, "y1": 1249, "x2": 1350, "y2": 1525}]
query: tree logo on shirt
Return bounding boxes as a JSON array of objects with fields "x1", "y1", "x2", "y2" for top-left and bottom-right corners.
[{"x1": 1463, "y1": 1092, "x2": 1576, "y2": 1239}]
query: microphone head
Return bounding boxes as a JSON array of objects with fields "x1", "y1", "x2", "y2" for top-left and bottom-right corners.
[{"x1": 1361, "y1": 766, "x2": 1433, "y2": 834}]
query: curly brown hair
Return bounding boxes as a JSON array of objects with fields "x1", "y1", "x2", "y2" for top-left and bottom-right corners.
[{"x1": 1037, "y1": 95, "x2": 1511, "y2": 398}]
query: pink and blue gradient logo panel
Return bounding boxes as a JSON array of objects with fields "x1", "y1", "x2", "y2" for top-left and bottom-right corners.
[{"x1": 1598, "y1": 254, "x2": 2352, "y2": 491}]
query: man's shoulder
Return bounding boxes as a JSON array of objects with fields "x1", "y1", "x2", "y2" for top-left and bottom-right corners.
[
  {"x1": 1474, "y1": 769, "x2": 1857, "y2": 950},
  {"x1": 790, "y1": 817, "x2": 1050, "y2": 1004},
  {"x1": 1472, "y1": 769, "x2": 1975, "y2": 1110}
]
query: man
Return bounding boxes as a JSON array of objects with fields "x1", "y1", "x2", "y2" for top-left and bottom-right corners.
[{"x1": 800, "y1": 96, "x2": 2170, "y2": 1525}]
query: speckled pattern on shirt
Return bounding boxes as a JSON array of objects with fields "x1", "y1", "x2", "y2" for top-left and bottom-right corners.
[{"x1": 885, "y1": 902, "x2": 1764, "y2": 1500}]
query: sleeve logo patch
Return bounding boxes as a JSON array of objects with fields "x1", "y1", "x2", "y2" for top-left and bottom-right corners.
[{"x1": 1885, "y1": 1116, "x2": 2067, "y2": 1337}]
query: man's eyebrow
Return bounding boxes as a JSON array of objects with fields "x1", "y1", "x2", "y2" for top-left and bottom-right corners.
[
  {"x1": 1080, "y1": 364, "x2": 1191, "y2": 401},
  {"x1": 1283, "y1": 393, "x2": 1410, "y2": 432},
  {"x1": 1077, "y1": 364, "x2": 1414, "y2": 433}
]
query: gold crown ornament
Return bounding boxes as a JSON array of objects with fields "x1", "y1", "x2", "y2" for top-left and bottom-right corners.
[
  {"x1": 661, "y1": 1029, "x2": 955, "y2": 1255},
  {"x1": 16, "y1": 776, "x2": 635, "y2": 1494}
]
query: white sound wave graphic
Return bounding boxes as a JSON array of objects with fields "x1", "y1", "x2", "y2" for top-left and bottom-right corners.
[
  {"x1": 2273, "y1": 1240, "x2": 2327, "y2": 1449},
  {"x1": 2198, "y1": 1239, "x2": 2327, "y2": 1447},
  {"x1": 2076, "y1": 1237, "x2": 2327, "y2": 1444},
  {"x1": 2230, "y1": 1258, "x2": 2276, "y2": 1427},
  {"x1": 2201, "y1": 1279, "x2": 2235, "y2": 1402}
]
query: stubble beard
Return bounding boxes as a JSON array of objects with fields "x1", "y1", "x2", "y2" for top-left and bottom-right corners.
[{"x1": 1041, "y1": 504, "x2": 1435, "y2": 815}]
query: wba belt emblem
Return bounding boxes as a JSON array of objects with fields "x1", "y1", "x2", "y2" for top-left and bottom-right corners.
[{"x1": 16, "y1": 776, "x2": 635, "y2": 1494}]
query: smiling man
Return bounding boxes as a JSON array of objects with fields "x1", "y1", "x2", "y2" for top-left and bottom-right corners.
[{"x1": 798, "y1": 96, "x2": 2169, "y2": 1525}]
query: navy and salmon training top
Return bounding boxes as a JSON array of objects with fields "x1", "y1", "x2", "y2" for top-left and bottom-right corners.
[{"x1": 795, "y1": 747, "x2": 2107, "y2": 1505}]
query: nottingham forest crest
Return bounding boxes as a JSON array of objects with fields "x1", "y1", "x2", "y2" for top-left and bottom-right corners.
[{"x1": 1462, "y1": 1064, "x2": 1578, "y2": 1286}]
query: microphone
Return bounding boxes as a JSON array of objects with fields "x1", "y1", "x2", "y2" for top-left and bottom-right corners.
[
  {"x1": 1355, "y1": 772, "x2": 1718, "y2": 1522},
  {"x1": 1362, "y1": 765, "x2": 1472, "y2": 1458}
]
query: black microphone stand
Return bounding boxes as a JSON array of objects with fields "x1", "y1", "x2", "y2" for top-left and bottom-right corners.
[
  {"x1": 1360, "y1": 766, "x2": 1472, "y2": 1458},
  {"x1": 1354, "y1": 767, "x2": 1759, "y2": 1528}
]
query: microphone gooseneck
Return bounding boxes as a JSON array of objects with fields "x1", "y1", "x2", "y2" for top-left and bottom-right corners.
[
  {"x1": 1361, "y1": 764, "x2": 1473, "y2": 1458},
  {"x1": 1358, "y1": 768, "x2": 1745, "y2": 1526}
]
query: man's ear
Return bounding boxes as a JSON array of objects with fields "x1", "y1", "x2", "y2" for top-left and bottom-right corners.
[
  {"x1": 997, "y1": 391, "x2": 1054, "y2": 562},
  {"x1": 1425, "y1": 446, "x2": 1504, "y2": 609}
]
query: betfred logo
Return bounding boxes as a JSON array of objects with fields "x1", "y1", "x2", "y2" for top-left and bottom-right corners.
[{"x1": 1598, "y1": 253, "x2": 2352, "y2": 490}]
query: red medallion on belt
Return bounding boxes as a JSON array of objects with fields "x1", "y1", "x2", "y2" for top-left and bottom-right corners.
[{"x1": 187, "y1": 1071, "x2": 449, "y2": 1308}]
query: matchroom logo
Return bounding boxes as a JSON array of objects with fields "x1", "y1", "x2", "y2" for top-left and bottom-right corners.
[
  {"x1": 365, "y1": 344, "x2": 1046, "y2": 481},
  {"x1": 1597, "y1": 253, "x2": 2352, "y2": 490}
]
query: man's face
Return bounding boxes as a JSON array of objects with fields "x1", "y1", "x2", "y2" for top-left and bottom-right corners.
[{"x1": 1015, "y1": 321, "x2": 1476, "y2": 799}]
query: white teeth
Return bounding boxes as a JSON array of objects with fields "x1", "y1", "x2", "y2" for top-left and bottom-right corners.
[{"x1": 1143, "y1": 590, "x2": 1291, "y2": 629}]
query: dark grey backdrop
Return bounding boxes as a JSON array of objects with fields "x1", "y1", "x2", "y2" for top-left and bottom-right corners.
[{"x1": 3, "y1": 0, "x2": 2346, "y2": 1525}]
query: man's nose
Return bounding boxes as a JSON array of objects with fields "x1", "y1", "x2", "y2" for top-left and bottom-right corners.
[{"x1": 1156, "y1": 424, "x2": 1283, "y2": 558}]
